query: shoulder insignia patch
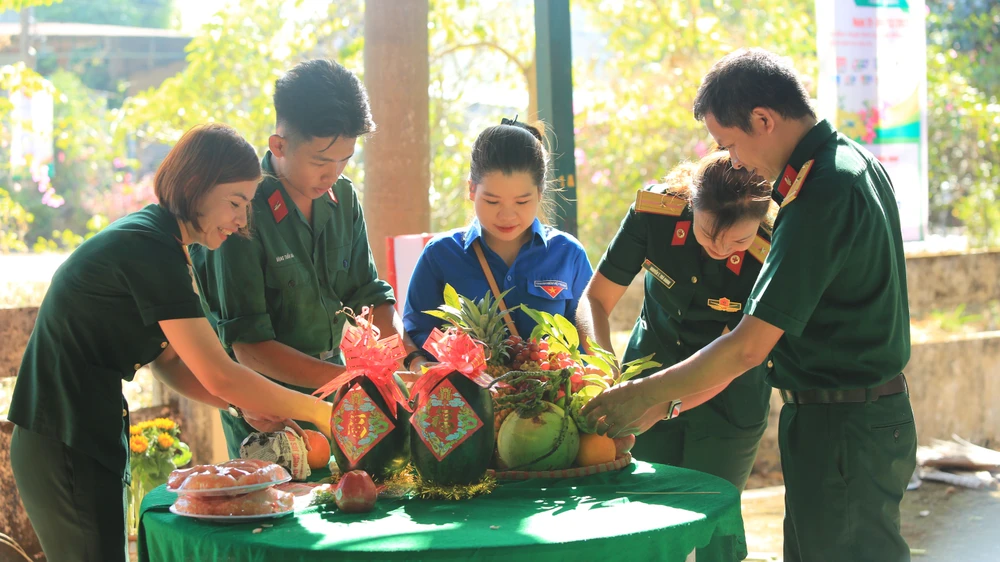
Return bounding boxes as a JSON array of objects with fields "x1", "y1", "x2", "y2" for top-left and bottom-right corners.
[
  {"x1": 780, "y1": 159, "x2": 814, "y2": 209},
  {"x1": 268, "y1": 190, "x2": 288, "y2": 223},
  {"x1": 671, "y1": 220, "x2": 690, "y2": 246},
  {"x1": 635, "y1": 189, "x2": 686, "y2": 217},
  {"x1": 778, "y1": 164, "x2": 797, "y2": 198},
  {"x1": 747, "y1": 234, "x2": 771, "y2": 264},
  {"x1": 726, "y1": 250, "x2": 745, "y2": 275}
]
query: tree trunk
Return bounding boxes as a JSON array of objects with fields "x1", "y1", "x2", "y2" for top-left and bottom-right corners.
[{"x1": 363, "y1": 0, "x2": 431, "y2": 278}]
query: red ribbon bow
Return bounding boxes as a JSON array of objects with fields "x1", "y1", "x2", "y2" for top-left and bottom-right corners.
[
  {"x1": 313, "y1": 307, "x2": 409, "y2": 417},
  {"x1": 410, "y1": 327, "x2": 493, "y2": 410}
]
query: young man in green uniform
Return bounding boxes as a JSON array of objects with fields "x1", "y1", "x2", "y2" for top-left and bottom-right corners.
[
  {"x1": 576, "y1": 152, "x2": 774, "y2": 492},
  {"x1": 191, "y1": 60, "x2": 424, "y2": 457},
  {"x1": 582, "y1": 48, "x2": 916, "y2": 562}
]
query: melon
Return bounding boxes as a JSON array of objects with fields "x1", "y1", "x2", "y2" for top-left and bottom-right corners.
[
  {"x1": 410, "y1": 373, "x2": 494, "y2": 485},
  {"x1": 329, "y1": 375, "x2": 411, "y2": 482},
  {"x1": 497, "y1": 401, "x2": 580, "y2": 471}
]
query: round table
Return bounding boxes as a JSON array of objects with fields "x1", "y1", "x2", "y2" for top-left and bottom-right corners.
[{"x1": 138, "y1": 461, "x2": 747, "y2": 562}]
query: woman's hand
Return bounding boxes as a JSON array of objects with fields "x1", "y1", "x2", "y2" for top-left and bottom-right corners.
[{"x1": 242, "y1": 410, "x2": 312, "y2": 450}]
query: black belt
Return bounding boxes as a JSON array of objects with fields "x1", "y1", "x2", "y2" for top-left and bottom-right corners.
[{"x1": 780, "y1": 374, "x2": 908, "y2": 405}]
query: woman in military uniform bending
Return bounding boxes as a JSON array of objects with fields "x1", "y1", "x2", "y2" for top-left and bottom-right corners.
[
  {"x1": 8, "y1": 124, "x2": 334, "y2": 562},
  {"x1": 576, "y1": 151, "x2": 774, "y2": 491}
]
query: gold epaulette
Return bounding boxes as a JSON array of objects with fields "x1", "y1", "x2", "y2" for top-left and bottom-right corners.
[
  {"x1": 780, "y1": 159, "x2": 814, "y2": 208},
  {"x1": 635, "y1": 189, "x2": 687, "y2": 217},
  {"x1": 747, "y1": 233, "x2": 771, "y2": 264},
  {"x1": 760, "y1": 200, "x2": 778, "y2": 237}
]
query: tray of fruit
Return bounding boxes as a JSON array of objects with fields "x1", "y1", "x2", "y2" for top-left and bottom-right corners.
[
  {"x1": 425, "y1": 285, "x2": 660, "y2": 481},
  {"x1": 489, "y1": 452, "x2": 633, "y2": 480}
]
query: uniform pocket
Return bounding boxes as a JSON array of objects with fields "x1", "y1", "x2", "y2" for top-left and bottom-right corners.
[
  {"x1": 264, "y1": 262, "x2": 311, "y2": 313},
  {"x1": 716, "y1": 366, "x2": 772, "y2": 430}
]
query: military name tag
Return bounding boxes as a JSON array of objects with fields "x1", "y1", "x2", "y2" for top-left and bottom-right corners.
[
  {"x1": 642, "y1": 259, "x2": 675, "y2": 289},
  {"x1": 331, "y1": 383, "x2": 395, "y2": 464},
  {"x1": 410, "y1": 379, "x2": 483, "y2": 461}
]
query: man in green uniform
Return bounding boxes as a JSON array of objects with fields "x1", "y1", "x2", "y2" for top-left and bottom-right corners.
[
  {"x1": 576, "y1": 154, "x2": 774, "y2": 492},
  {"x1": 582, "y1": 48, "x2": 916, "y2": 562},
  {"x1": 191, "y1": 59, "x2": 424, "y2": 457}
]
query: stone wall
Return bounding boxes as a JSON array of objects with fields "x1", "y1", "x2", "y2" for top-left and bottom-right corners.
[
  {"x1": 904, "y1": 250, "x2": 1000, "y2": 314},
  {"x1": 0, "y1": 307, "x2": 37, "y2": 379}
]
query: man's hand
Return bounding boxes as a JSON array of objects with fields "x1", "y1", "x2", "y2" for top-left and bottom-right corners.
[{"x1": 581, "y1": 378, "x2": 664, "y2": 438}]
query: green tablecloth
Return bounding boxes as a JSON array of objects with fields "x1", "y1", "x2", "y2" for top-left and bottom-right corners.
[{"x1": 138, "y1": 461, "x2": 747, "y2": 562}]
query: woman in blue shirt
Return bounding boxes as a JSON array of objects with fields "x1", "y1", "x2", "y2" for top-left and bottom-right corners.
[{"x1": 403, "y1": 118, "x2": 593, "y2": 348}]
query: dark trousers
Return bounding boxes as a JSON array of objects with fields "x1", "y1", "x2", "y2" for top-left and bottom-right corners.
[
  {"x1": 631, "y1": 394, "x2": 767, "y2": 492},
  {"x1": 779, "y1": 392, "x2": 917, "y2": 562},
  {"x1": 10, "y1": 425, "x2": 128, "y2": 562}
]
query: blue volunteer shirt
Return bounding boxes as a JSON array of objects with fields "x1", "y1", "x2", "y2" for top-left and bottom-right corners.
[{"x1": 403, "y1": 218, "x2": 594, "y2": 347}]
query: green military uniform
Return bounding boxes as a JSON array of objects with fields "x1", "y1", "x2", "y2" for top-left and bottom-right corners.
[
  {"x1": 746, "y1": 119, "x2": 916, "y2": 562},
  {"x1": 191, "y1": 151, "x2": 395, "y2": 458},
  {"x1": 9, "y1": 204, "x2": 205, "y2": 562},
  {"x1": 596, "y1": 185, "x2": 774, "y2": 491}
]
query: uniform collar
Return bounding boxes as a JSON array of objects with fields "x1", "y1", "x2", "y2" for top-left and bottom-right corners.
[
  {"x1": 259, "y1": 152, "x2": 293, "y2": 209},
  {"x1": 462, "y1": 218, "x2": 547, "y2": 251},
  {"x1": 775, "y1": 119, "x2": 838, "y2": 187},
  {"x1": 150, "y1": 202, "x2": 184, "y2": 241},
  {"x1": 259, "y1": 152, "x2": 341, "y2": 227}
]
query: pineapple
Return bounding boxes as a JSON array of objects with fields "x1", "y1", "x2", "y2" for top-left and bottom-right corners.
[
  {"x1": 424, "y1": 286, "x2": 513, "y2": 374},
  {"x1": 424, "y1": 285, "x2": 517, "y2": 445}
]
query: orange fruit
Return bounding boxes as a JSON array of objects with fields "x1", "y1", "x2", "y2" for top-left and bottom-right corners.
[
  {"x1": 304, "y1": 430, "x2": 331, "y2": 470},
  {"x1": 575, "y1": 433, "x2": 617, "y2": 467}
]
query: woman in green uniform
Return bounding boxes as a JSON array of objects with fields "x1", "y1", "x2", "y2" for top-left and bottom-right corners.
[
  {"x1": 576, "y1": 151, "x2": 774, "y2": 491},
  {"x1": 8, "y1": 123, "x2": 334, "y2": 562}
]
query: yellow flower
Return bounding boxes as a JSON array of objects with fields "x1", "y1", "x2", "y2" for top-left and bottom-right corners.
[
  {"x1": 129, "y1": 424, "x2": 143, "y2": 436},
  {"x1": 157, "y1": 433, "x2": 174, "y2": 449},
  {"x1": 130, "y1": 435, "x2": 149, "y2": 454},
  {"x1": 153, "y1": 418, "x2": 176, "y2": 431}
]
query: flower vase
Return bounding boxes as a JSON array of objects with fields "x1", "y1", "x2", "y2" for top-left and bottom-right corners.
[{"x1": 126, "y1": 477, "x2": 145, "y2": 538}]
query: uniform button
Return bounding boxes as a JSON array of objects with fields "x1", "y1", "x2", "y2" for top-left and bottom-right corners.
[
  {"x1": 288, "y1": 280, "x2": 296, "y2": 288},
  {"x1": 676, "y1": 340, "x2": 681, "y2": 346},
  {"x1": 691, "y1": 276, "x2": 698, "y2": 283},
  {"x1": 506, "y1": 275, "x2": 512, "y2": 281},
  {"x1": 160, "y1": 342, "x2": 168, "y2": 349},
  {"x1": 767, "y1": 360, "x2": 774, "y2": 369},
  {"x1": 133, "y1": 363, "x2": 141, "y2": 370},
  {"x1": 122, "y1": 409, "x2": 128, "y2": 417},
  {"x1": 893, "y1": 428, "x2": 900, "y2": 439},
  {"x1": 342, "y1": 259, "x2": 349, "y2": 268},
  {"x1": 677, "y1": 309, "x2": 682, "y2": 316}
]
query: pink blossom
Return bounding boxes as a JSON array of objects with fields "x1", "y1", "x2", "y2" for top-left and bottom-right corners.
[
  {"x1": 113, "y1": 157, "x2": 125, "y2": 169},
  {"x1": 574, "y1": 148, "x2": 587, "y2": 167},
  {"x1": 694, "y1": 140, "x2": 709, "y2": 157},
  {"x1": 58, "y1": 152, "x2": 65, "y2": 163},
  {"x1": 41, "y1": 188, "x2": 65, "y2": 208}
]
